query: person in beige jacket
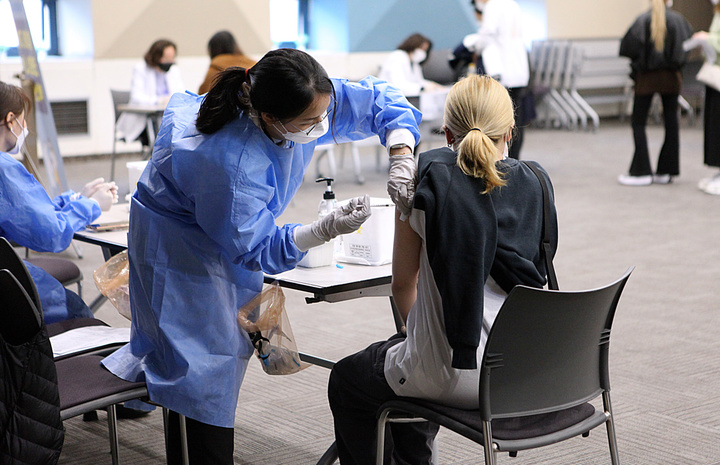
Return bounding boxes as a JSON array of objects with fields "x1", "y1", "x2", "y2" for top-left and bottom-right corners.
[{"x1": 198, "y1": 31, "x2": 256, "y2": 95}]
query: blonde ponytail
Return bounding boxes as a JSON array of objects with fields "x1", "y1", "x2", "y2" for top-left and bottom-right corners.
[
  {"x1": 443, "y1": 75, "x2": 514, "y2": 193},
  {"x1": 650, "y1": 0, "x2": 667, "y2": 52}
]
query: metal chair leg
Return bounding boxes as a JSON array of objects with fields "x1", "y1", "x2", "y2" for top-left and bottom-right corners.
[
  {"x1": 482, "y1": 420, "x2": 496, "y2": 465},
  {"x1": 603, "y1": 391, "x2": 620, "y2": 465},
  {"x1": 316, "y1": 441, "x2": 338, "y2": 465},
  {"x1": 106, "y1": 404, "x2": 120, "y2": 465},
  {"x1": 376, "y1": 409, "x2": 390, "y2": 465}
]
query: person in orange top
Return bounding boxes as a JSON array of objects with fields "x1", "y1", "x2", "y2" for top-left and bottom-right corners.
[{"x1": 198, "y1": 31, "x2": 257, "y2": 94}]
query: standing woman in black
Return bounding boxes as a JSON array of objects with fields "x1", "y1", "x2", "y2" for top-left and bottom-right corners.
[
  {"x1": 696, "y1": 0, "x2": 720, "y2": 195},
  {"x1": 618, "y1": 0, "x2": 692, "y2": 186}
]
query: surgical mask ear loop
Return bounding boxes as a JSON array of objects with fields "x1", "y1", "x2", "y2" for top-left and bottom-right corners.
[{"x1": 7, "y1": 118, "x2": 28, "y2": 155}]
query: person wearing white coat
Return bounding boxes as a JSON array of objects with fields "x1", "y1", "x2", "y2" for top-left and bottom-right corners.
[
  {"x1": 463, "y1": 0, "x2": 530, "y2": 159},
  {"x1": 379, "y1": 33, "x2": 440, "y2": 98},
  {"x1": 116, "y1": 39, "x2": 185, "y2": 145}
]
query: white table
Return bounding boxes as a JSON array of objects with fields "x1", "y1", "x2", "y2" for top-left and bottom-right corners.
[{"x1": 74, "y1": 204, "x2": 398, "y2": 334}]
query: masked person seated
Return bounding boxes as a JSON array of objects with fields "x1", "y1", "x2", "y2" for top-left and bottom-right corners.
[
  {"x1": 328, "y1": 74, "x2": 558, "y2": 465},
  {"x1": 379, "y1": 33, "x2": 443, "y2": 98},
  {"x1": 0, "y1": 81, "x2": 118, "y2": 323},
  {"x1": 116, "y1": 38, "x2": 186, "y2": 147}
]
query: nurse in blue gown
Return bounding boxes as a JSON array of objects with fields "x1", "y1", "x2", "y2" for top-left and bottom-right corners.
[
  {"x1": 0, "y1": 81, "x2": 117, "y2": 323},
  {"x1": 102, "y1": 48, "x2": 422, "y2": 464}
]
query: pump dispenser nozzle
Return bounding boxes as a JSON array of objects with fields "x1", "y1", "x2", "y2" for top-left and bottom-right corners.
[
  {"x1": 315, "y1": 177, "x2": 337, "y2": 218},
  {"x1": 316, "y1": 177, "x2": 335, "y2": 200}
]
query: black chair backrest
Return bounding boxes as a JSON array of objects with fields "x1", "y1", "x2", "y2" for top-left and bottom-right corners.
[
  {"x1": 421, "y1": 48, "x2": 457, "y2": 85},
  {"x1": 0, "y1": 269, "x2": 42, "y2": 345},
  {"x1": 479, "y1": 267, "x2": 634, "y2": 420},
  {"x1": 0, "y1": 237, "x2": 42, "y2": 312}
]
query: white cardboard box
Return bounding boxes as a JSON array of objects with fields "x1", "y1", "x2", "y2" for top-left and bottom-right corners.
[{"x1": 335, "y1": 197, "x2": 395, "y2": 266}]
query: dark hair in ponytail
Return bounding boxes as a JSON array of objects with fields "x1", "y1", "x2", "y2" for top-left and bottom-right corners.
[{"x1": 196, "y1": 48, "x2": 334, "y2": 135}]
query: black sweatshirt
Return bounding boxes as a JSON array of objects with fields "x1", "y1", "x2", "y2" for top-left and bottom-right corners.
[{"x1": 413, "y1": 148, "x2": 558, "y2": 369}]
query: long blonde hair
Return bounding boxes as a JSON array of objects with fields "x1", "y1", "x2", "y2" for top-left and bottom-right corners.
[
  {"x1": 443, "y1": 74, "x2": 513, "y2": 193},
  {"x1": 650, "y1": 0, "x2": 667, "y2": 51}
]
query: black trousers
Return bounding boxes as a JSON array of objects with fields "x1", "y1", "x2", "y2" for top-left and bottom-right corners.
[
  {"x1": 507, "y1": 86, "x2": 527, "y2": 160},
  {"x1": 328, "y1": 335, "x2": 439, "y2": 465},
  {"x1": 165, "y1": 410, "x2": 234, "y2": 465},
  {"x1": 704, "y1": 85, "x2": 720, "y2": 168},
  {"x1": 629, "y1": 92, "x2": 680, "y2": 176}
]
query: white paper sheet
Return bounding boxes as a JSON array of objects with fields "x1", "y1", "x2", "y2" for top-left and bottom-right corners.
[{"x1": 49, "y1": 325, "x2": 130, "y2": 358}]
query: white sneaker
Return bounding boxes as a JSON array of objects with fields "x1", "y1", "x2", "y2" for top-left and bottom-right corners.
[
  {"x1": 652, "y1": 174, "x2": 673, "y2": 184},
  {"x1": 618, "y1": 174, "x2": 652, "y2": 186},
  {"x1": 698, "y1": 172, "x2": 720, "y2": 191},
  {"x1": 702, "y1": 176, "x2": 720, "y2": 195}
]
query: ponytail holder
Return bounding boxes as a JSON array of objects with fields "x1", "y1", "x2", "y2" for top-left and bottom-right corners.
[{"x1": 468, "y1": 128, "x2": 483, "y2": 133}]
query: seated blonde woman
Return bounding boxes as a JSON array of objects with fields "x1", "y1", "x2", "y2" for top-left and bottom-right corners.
[{"x1": 328, "y1": 74, "x2": 559, "y2": 465}]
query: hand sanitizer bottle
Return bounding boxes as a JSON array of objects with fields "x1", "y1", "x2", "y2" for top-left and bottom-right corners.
[
  {"x1": 316, "y1": 177, "x2": 343, "y2": 257},
  {"x1": 298, "y1": 178, "x2": 336, "y2": 268},
  {"x1": 317, "y1": 177, "x2": 336, "y2": 218}
]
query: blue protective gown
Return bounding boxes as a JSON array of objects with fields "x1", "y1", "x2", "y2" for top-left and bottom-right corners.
[
  {"x1": 102, "y1": 77, "x2": 422, "y2": 427},
  {"x1": 0, "y1": 152, "x2": 100, "y2": 323}
]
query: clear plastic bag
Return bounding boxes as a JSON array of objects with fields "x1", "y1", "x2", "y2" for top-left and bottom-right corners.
[
  {"x1": 93, "y1": 250, "x2": 131, "y2": 320},
  {"x1": 237, "y1": 282, "x2": 309, "y2": 375}
]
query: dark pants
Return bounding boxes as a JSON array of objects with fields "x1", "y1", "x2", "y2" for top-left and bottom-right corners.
[
  {"x1": 507, "y1": 86, "x2": 527, "y2": 160},
  {"x1": 629, "y1": 93, "x2": 680, "y2": 176},
  {"x1": 328, "y1": 336, "x2": 440, "y2": 465},
  {"x1": 165, "y1": 411, "x2": 234, "y2": 465},
  {"x1": 704, "y1": 85, "x2": 720, "y2": 168}
]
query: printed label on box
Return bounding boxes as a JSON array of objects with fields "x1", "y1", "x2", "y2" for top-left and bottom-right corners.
[{"x1": 349, "y1": 244, "x2": 372, "y2": 259}]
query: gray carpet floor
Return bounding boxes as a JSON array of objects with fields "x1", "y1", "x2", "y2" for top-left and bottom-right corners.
[{"x1": 41, "y1": 117, "x2": 719, "y2": 464}]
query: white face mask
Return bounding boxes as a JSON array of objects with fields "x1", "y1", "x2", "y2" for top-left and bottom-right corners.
[
  {"x1": 276, "y1": 112, "x2": 330, "y2": 144},
  {"x1": 7, "y1": 119, "x2": 28, "y2": 155},
  {"x1": 502, "y1": 142, "x2": 509, "y2": 159},
  {"x1": 411, "y1": 49, "x2": 427, "y2": 64}
]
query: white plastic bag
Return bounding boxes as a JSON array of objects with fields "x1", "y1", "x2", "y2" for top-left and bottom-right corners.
[{"x1": 93, "y1": 250, "x2": 131, "y2": 320}]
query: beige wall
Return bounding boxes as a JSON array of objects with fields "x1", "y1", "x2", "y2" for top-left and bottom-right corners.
[
  {"x1": 545, "y1": 0, "x2": 711, "y2": 39},
  {"x1": 92, "y1": 0, "x2": 272, "y2": 59},
  {"x1": 546, "y1": 0, "x2": 648, "y2": 39}
]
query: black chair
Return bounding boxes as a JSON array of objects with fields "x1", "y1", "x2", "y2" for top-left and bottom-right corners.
[
  {"x1": 0, "y1": 238, "x2": 112, "y2": 355},
  {"x1": 0, "y1": 269, "x2": 64, "y2": 464},
  {"x1": 26, "y1": 255, "x2": 83, "y2": 297},
  {"x1": 0, "y1": 237, "x2": 190, "y2": 464},
  {"x1": 0, "y1": 268, "x2": 146, "y2": 465},
  {"x1": 376, "y1": 267, "x2": 634, "y2": 465},
  {"x1": 0, "y1": 266, "x2": 191, "y2": 465},
  {"x1": 4, "y1": 239, "x2": 84, "y2": 297},
  {"x1": 420, "y1": 48, "x2": 457, "y2": 85}
]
